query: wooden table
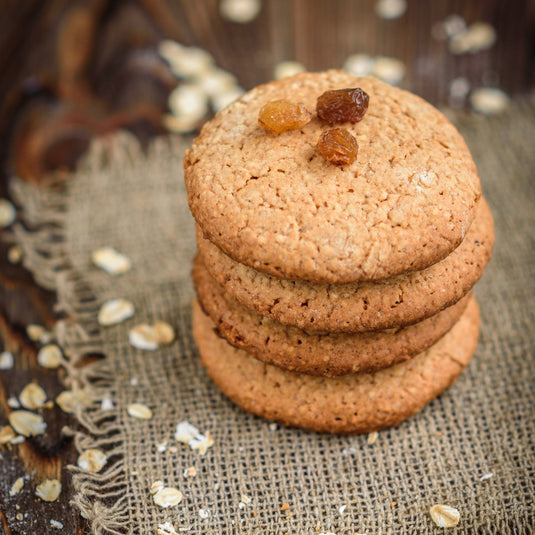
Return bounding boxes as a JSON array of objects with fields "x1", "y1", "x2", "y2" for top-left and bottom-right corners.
[{"x1": 1, "y1": 1, "x2": 534, "y2": 533}]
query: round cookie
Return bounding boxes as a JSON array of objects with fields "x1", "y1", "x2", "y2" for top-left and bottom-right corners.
[
  {"x1": 193, "y1": 254, "x2": 471, "y2": 376},
  {"x1": 185, "y1": 71, "x2": 481, "y2": 283},
  {"x1": 193, "y1": 297, "x2": 480, "y2": 434},
  {"x1": 197, "y1": 196, "x2": 493, "y2": 333}
]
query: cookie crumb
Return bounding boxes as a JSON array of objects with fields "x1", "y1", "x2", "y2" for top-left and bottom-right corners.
[{"x1": 280, "y1": 502, "x2": 291, "y2": 511}]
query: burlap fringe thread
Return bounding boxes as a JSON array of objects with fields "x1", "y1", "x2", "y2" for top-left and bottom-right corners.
[{"x1": 10, "y1": 136, "x2": 152, "y2": 535}]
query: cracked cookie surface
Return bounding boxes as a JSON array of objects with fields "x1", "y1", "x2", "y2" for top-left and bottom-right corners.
[
  {"x1": 193, "y1": 297, "x2": 480, "y2": 434},
  {"x1": 185, "y1": 71, "x2": 481, "y2": 283},
  {"x1": 196, "y1": 197, "x2": 494, "y2": 333},
  {"x1": 193, "y1": 254, "x2": 471, "y2": 376}
]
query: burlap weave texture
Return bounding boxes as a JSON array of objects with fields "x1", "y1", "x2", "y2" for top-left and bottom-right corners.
[{"x1": 11, "y1": 99, "x2": 535, "y2": 534}]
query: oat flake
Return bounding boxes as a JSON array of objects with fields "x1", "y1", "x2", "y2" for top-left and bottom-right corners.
[
  {"x1": 37, "y1": 344, "x2": 62, "y2": 369},
  {"x1": 153, "y1": 487, "x2": 183, "y2": 508},
  {"x1": 7, "y1": 245, "x2": 23, "y2": 264},
  {"x1": 0, "y1": 351, "x2": 14, "y2": 370},
  {"x1": 184, "y1": 466, "x2": 197, "y2": 478},
  {"x1": 0, "y1": 198, "x2": 16, "y2": 228},
  {"x1": 219, "y1": 0, "x2": 261, "y2": 24},
  {"x1": 92, "y1": 247, "x2": 131, "y2": 275},
  {"x1": 274, "y1": 61, "x2": 306, "y2": 80},
  {"x1": 35, "y1": 479, "x2": 62, "y2": 502},
  {"x1": 9, "y1": 477, "x2": 25, "y2": 496},
  {"x1": 199, "y1": 508, "x2": 210, "y2": 519},
  {"x1": 129, "y1": 324, "x2": 159, "y2": 351},
  {"x1": 367, "y1": 431, "x2": 378, "y2": 444},
  {"x1": 157, "y1": 521, "x2": 178, "y2": 535},
  {"x1": 19, "y1": 383, "x2": 47, "y2": 410},
  {"x1": 78, "y1": 448, "x2": 108, "y2": 473},
  {"x1": 55, "y1": 391, "x2": 76, "y2": 413},
  {"x1": 7, "y1": 396, "x2": 20, "y2": 408},
  {"x1": 429, "y1": 504, "x2": 461, "y2": 527},
  {"x1": 127, "y1": 403, "x2": 153, "y2": 419},
  {"x1": 0, "y1": 425, "x2": 17, "y2": 444},
  {"x1": 26, "y1": 324, "x2": 46, "y2": 342},
  {"x1": 98, "y1": 298, "x2": 135, "y2": 326},
  {"x1": 150, "y1": 480, "x2": 165, "y2": 494},
  {"x1": 50, "y1": 520, "x2": 64, "y2": 529},
  {"x1": 8, "y1": 410, "x2": 47, "y2": 437}
]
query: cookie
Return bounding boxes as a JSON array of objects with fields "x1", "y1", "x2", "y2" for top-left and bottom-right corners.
[
  {"x1": 197, "y1": 197, "x2": 493, "y2": 333},
  {"x1": 193, "y1": 254, "x2": 471, "y2": 376},
  {"x1": 193, "y1": 297, "x2": 480, "y2": 434},
  {"x1": 185, "y1": 71, "x2": 481, "y2": 283}
]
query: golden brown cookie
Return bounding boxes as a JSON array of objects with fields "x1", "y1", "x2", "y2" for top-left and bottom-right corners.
[
  {"x1": 193, "y1": 297, "x2": 480, "y2": 434},
  {"x1": 197, "y1": 197, "x2": 493, "y2": 333},
  {"x1": 185, "y1": 71, "x2": 481, "y2": 283},
  {"x1": 192, "y1": 254, "x2": 471, "y2": 376}
]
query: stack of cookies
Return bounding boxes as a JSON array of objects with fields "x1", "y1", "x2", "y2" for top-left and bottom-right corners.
[{"x1": 184, "y1": 71, "x2": 494, "y2": 434}]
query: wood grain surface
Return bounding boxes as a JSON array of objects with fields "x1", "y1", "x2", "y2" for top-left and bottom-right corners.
[{"x1": 1, "y1": 1, "x2": 534, "y2": 533}]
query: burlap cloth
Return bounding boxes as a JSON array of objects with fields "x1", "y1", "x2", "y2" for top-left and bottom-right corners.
[{"x1": 11, "y1": 98, "x2": 535, "y2": 535}]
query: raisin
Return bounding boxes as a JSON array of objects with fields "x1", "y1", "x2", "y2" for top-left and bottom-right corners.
[
  {"x1": 258, "y1": 100, "x2": 312, "y2": 134},
  {"x1": 316, "y1": 88, "x2": 369, "y2": 123},
  {"x1": 317, "y1": 128, "x2": 358, "y2": 166}
]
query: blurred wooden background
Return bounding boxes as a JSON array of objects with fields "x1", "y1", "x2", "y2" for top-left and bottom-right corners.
[{"x1": 0, "y1": 1, "x2": 534, "y2": 534}]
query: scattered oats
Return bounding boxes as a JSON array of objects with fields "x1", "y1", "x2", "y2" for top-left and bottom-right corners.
[
  {"x1": 470, "y1": 88, "x2": 509, "y2": 115},
  {"x1": 153, "y1": 321, "x2": 175, "y2": 345},
  {"x1": 219, "y1": 0, "x2": 261, "y2": 23},
  {"x1": 0, "y1": 425, "x2": 16, "y2": 444},
  {"x1": 7, "y1": 396, "x2": 20, "y2": 408},
  {"x1": 56, "y1": 391, "x2": 76, "y2": 414},
  {"x1": 157, "y1": 522, "x2": 178, "y2": 535},
  {"x1": 43, "y1": 400, "x2": 54, "y2": 409},
  {"x1": 129, "y1": 324, "x2": 159, "y2": 351},
  {"x1": 91, "y1": 247, "x2": 131, "y2": 275},
  {"x1": 16, "y1": 513, "x2": 23, "y2": 521},
  {"x1": 480, "y1": 472, "x2": 493, "y2": 481},
  {"x1": 127, "y1": 403, "x2": 153, "y2": 419},
  {"x1": 150, "y1": 480, "x2": 165, "y2": 494},
  {"x1": 344, "y1": 53, "x2": 375, "y2": 77},
  {"x1": 165, "y1": 45, "x2": 214, "y2": 78},
  {"x1": 153, "y1": 487, "x2": 183, "y2": 508},
  {"x1": 375, "y1": 0, "x2": 406, "y2": 20},
  {"x1": 169, "y1": 445, "x2": 178, "y2": 453},
  {"x1": 367, "y1": 431, "x2": 378, "y2": 445},
  {"x1": 280, "y1": 502, "x2": 291, "y2": 511},
  {"x1": 211, "y1": 86, "x2": 245, "y2": 113},
  {"x1": 168, "y1": 84, "x2": 208, "y2": 122},
  {"x1": 9, "y1": 477, "x2": 25, "y2": 496},
  {"x1": 19, "y1": 383, "x2": 47, "y2": 410},
  {"x1": 7, "y1": 245, "x2": 23, "y2": 264},
  {"x1": 342, "y1": 446, "x2": 357, "y2": 456},
  {"x1": 98, "y1": 298, "x2": 134, "y2": 326},
  {"x1": 162, "y1": 114, "x2": 201, "y2": 134},
  {"x1": 339, "y1": 504, "x2": 347, "y2": 515},
  {"x1": 449, "y1": 22, "x2": 496, "y2": 54},
  {"x1": 26, "y1": 324, "x2": 46, "y2": 342},
  {"x1": 429, "y1": 504, "x2": 460, "y2": 528},
  {"x1": 449, "y1": 76, "x2": 470, "y2": 105},
  {"x1": 158, "y1": 39, "x2": 186, "y2": 64},
  {"x1": 274, "y1": 60, "x2": 306, "y2": 80},
  {"x1": 0, "y1": 198, "x2": 16, "y2": 228},
  {"x1": 372, "y1": 56, "x2": 405, "y2": 85},
  {"x1": 240, "y1": 493, "x2": 252, "y2": 507},
  {"x1": 319, "y1": 532, "x2": 337, "y2": 535},
  {"x1": 443, "y1": 14, "x2": 467, "y2": 38},
  {"x1": 37, "y1": 344, "x2": 62, "y2": 369},
  {"x1": 10, "y1": 435, "x2": 25, "y2": 445},
  {"x1": 269, "y1": 422, "x2": 278, "y2": 431},
  {"x1": 77, "y1": 448, "x2": 107, "y2": 473},
  {"x1": 199, "y1": 508, "x2": 210, "y2": 519},
  {"x1": 35, "y1": 479, "x2": 62, "y2": 502},
  {"x1": 130, "y1": 377, "x2": 139, "y2": 386},
  {"x1": 157, "y1": 440, "x2": 168, "y2": 453},
  {"x1": 175, "y1": 421, "x2": 214, "y2": 454},
  {"x1": 184, "y1": 466, "x2": 197, "y2": 478},
  {"x1": 198, "y1": 68, "x2": 237, "y2": 97},
  {"x1": 9, "y1": 410, "x2": 47, "y2": 437},
  {"x1": 190, "y1": 431, "x2": 214, "y2": 455},
  {"x1": 0, "y1": 351, "x2": 14, "y2": 370},
  {"x1": 101, "y1": 396, "x2": 114, "y2": 411},
  {"x1": 50, "y1": 520, "x2": 64, "y2": 530}
]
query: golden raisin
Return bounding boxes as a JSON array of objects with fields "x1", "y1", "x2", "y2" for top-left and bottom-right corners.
[
  {"x1": 317, "y1": 128, "x2": 358, "y2": 166},
  {"x1": 258, "y1": 100, "x2": 312, "y2": 134},
  {"x1": 317, "y1": 88, "x2": 369, "y2": 123}
]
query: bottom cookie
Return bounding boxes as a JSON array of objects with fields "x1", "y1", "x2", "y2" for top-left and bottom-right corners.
[{"x1": 193, "y1": 297, "x2": 480, "y2": 434}]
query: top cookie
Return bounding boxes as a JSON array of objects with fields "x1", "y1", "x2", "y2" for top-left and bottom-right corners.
[{"x1": 184, "y1": 71, "x2": 481, "y2": 283}]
